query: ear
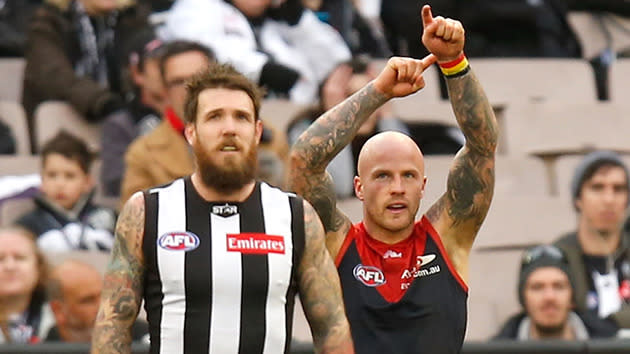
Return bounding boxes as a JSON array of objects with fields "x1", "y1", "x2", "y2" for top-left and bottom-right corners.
[
  {"x1": 49, "y1": 300, "x2": 66, "y2": 324},
  {"x1": 84, "y1": 174, "x2": 95, "y2": 193},
  {"x1": 129, "y1": 61, "x2": 144, "y2": 86},
  {"x1": 255, "y1": 120, "x2": 263, "y2": 144},
  {"x1": 575, "y1": 198, "x2": 582, "y2": 212},
  {"x1": 354, "y1": 176, "x2": 364, "y2": 200},
  {"x1": 420, "y1": 175, "x2": 427, "y2": 198},
  {"x1": 184, "y1": 123, "x2": 196, "y2": 145}
]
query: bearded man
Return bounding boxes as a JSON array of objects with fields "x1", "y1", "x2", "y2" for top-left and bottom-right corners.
[{"x1": 91, "y1": 63, "x2": 353, "y2": 354}]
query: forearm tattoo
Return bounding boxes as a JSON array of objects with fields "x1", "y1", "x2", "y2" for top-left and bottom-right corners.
[
  {"x1": 91, "y1": 195, "x2": 145, "y2": 354},
  {"x1": 289, "y1": 84, "x2": 386, "y2": 233},
  {"x1": 298, "y1": 203, "x2": 354, "y2": 353},
  {"x1": 428, "y1": 71, "x2": 498, "y2": 230}
]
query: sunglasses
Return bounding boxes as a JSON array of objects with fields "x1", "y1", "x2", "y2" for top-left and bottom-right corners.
[{"x1": 521, "y1": 245, "x2": 568, "y2": 269}]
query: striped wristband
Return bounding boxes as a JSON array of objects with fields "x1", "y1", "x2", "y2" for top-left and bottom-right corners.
[{"x1": 439, "y1": 53, "x2": 470, "y2": 78}]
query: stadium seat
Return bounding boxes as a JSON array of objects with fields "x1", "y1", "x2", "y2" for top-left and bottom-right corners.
[
  {"x1": 469, "y1": 58, "x2": 597, "y2": 104},
  {"x1": 260, "y1": 98, "x2": 308, "y2": 133},
  {"x1": 505, "y1": 102, "x2": 630, "y2": 155},
  {"x1": 0, "y1": 155, "x2": 39, "y2": 175},
  {"x1": 0, "y1": 198, "x2": 35, "y2": 227},
  {"x1": 393, "y1": 100, "x2": 458, "y2": 127},
  {"x1": 0, "y1": 101, "x2": 30, "y2": 155},
  {"x1": 610, "y1": 59, "x2": 630, "y2": 102},
  {"x1": 476, "y1": 195, "x2": 574, "y2": 249},
  {"x1": 568, "y1": 12, "x2": 630, "y2": 60},
  {"x1": 33, "y1": 101, "x2": 102, "y2": 153},
  {"x1": 0, "y1": 58, "x2": 25, "y2": 102},
  {"x1": 467, "y1": 248, "x2": 523, "y2": 341}
]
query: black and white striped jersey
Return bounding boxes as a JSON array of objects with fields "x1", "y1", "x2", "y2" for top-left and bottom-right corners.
[{"x1": 142, "y1": 177, "x2": 305, "y2": 354}]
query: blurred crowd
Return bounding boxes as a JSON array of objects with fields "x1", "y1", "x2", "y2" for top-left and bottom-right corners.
[{"x1": 2, "y1": 0, "x2": 630, "y2": 347}]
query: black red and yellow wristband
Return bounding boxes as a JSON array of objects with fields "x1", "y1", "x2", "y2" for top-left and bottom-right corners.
[{"x1": 439, "y1": 53, "x2": 470, "y2": 78}]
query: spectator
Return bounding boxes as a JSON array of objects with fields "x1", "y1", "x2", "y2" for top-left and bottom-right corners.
[
  {"x1": 44, "y1": 259, "x2": 148, "y2": 342},
  {"x1": 553, "y1": 151, "x2": 630, "y2": 329},
  {"x1": 286, "y1": 57, "x2": 411, "y2": 197},
  {"x1": 22, "y1": 0, "x2": 150, "y2": 152},
  {"x1": 495, "y1": 244, "x2": 618, "y2": 340},
  {"x1": 100, "y1": 28, "x2": 165, "y2": 197},
  {"x1": 121, "y1": 39, "x2": 290, "y2": 202},
  {"x1": 300, "y1": 0, "x2": 391, "y2": 57},
  {"x1": 162, "y1": 0, "x2": 352, "y2": 104},
  {"x1": 0, "y1": 0, "x2": 42, "y2": 57},
  {"x1": 0, "y1": 227, "x2": 54, "y2": 344},
  {"x1": 15, "y1": 131, "x2": 117, "y2": 252},
  {"x1": 256, "y1": 122, "x2": 290, "y2": 188},
  {"x1": 120, "y1": 40, "x2": 214, "y2": 204}
]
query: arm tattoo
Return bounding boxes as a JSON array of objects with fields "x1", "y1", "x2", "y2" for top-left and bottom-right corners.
[
  {"x1": 298, "y1": 202, "x2": 354, "y2": 354},
  {"x1": 91, "y1": 194, "x2": 145, "y2": 354},
  {"x1": 430, "y1": 70, "x2": 498, "y2": 230},
  {"x1": 289, "y1": 83, "x2": 387, "y2": 232},
  {"x1": 446, "y1": 70, "x2": 498, "y2": 158}
]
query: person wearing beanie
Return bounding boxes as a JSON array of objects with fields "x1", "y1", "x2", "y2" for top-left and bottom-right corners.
[
  {"x1": 553, "y1": 150, "x2": 630, "y2": 329},
  {"x1": 494, "y1": 245, "x2": 618, "y2": 340}
]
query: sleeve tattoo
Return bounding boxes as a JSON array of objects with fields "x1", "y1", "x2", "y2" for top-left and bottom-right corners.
[
  {"x1": 298, "y1": 201, "x2": 354, "y2": 354},
  {"x1": 289, "y1": 83, "x2": 387, "y2": 234},
  {"x1": 91, "y1": 193, "x2": 146, "y2": 354},
  {"x1": 427, "y1": 70, "x2": 498, "y2": 236}
]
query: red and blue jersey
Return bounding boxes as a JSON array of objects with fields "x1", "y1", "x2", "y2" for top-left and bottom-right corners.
[{"x1": 336, "y1": 216, "x2": 468, "y2": 354}]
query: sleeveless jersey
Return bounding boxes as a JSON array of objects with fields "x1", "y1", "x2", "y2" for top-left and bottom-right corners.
[
  {"x1": 142, "y1": 177, "x2": 305, "y2": 354},
  {"x1": 336, "y1": 216, "x2": 468, "y2": 354}
]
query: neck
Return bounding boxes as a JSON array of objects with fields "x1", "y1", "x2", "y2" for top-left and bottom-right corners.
[
  {"x1": 577, "y1": 221, "x2": 622, "y2": 256},
  {"x1": 191, "y1": 173, "x2": 256, "y2": 202},
  {"x1": 0, "y1": 294, "x2": 32, "y2": 322},
  {"x1": 362, "y1": 218, "x2": 414, "y2": 245},
  {"x1": 530, "y1": 321, "x2": 574, "y2": 340}
]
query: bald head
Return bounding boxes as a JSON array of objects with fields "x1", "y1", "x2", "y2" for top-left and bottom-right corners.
[
  {"x1": 48, "y1": 259, "x2": 104, "y2": 342},
  {"x1": 49, "y1": 259, "x2": 102, "y2": 301},
  {"x1": 357, "y1": 131, "x2": 424, "y2": 177}
]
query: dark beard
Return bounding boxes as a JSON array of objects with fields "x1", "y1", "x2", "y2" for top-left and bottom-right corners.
[
  {"x1": 533, "y1": 321, "x2": 567, "y2": 338},
  {"x1": 194, "y1": 141, "x2": 258, "y2": 194}
]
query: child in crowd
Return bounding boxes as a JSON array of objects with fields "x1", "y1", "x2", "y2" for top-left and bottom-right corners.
[{"x1": 16, "y1": 131, "x2": 116, "y2": 251}]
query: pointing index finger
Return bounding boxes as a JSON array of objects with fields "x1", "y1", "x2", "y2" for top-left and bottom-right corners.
[
  {"x1": 421, "y1": 4, "x2": 433, "y2": 28},
  {"x1": 421, "y1": 54, "x2": 437, "y2": 69}
]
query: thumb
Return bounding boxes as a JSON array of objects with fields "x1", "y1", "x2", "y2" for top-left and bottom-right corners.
[
  {"x1": 421, "y1": 54, "x2": 437, "y2": 70},
  {"x1": 421, "y1": 4, "x2": 433, "y2": 28}
]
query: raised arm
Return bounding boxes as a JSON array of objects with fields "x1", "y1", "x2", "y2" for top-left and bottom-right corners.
[
  {"x1": 421, "y1": 6, "x2": 498, "y2": 277},
  {"x1": 288, "y1": 55, "x2": 436, "y2": 257},
  {"x1": 297, "y1": 200, "x2": 354, "y2": 353},
  {"x1": 91, "y1": 192, "x2": 146, "y2": 353}
]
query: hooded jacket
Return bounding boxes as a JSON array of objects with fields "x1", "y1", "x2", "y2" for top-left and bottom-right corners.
[{"x1": 16, "y1": 190, "x2": 116, "y2": 251}]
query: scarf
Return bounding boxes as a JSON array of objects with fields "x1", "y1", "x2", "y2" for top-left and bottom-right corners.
[{"x1": 72, "y1": 0, "x2": 117, "y2": 87}]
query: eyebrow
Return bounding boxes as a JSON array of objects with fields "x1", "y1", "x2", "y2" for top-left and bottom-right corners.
[{"x1": 203, "y1": 107, "x2": 253, "y2": 119}]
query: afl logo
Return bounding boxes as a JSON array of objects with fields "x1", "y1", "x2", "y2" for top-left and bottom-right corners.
[
  {"x1": 353, "y1": 264, "x2": 386, "y2": 287},
  {"x1": 158, "y1": 231, "x2": 200, "y2": 251}
]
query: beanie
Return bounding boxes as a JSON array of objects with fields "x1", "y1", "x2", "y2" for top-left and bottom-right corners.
[
  {"x1": 518, "y1": 245, "x2": 575, "y2": 308},
  {"x1": 571, "y1": 150, "x2": 630, "y2": 205}
]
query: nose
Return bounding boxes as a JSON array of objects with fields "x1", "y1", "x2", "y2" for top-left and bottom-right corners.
[
  {"x1": 390, "y1": 175, "x2": 405, "y2": 194},
  {"x1": 221, "y1": 115, "x2": 238, "y2": 135},
  {"x1": 2, "y1": 256, "x2": 16, "y2": 270},
  {"x1": 541, "y1": 286, "x2": 560, "y2": 301}
]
